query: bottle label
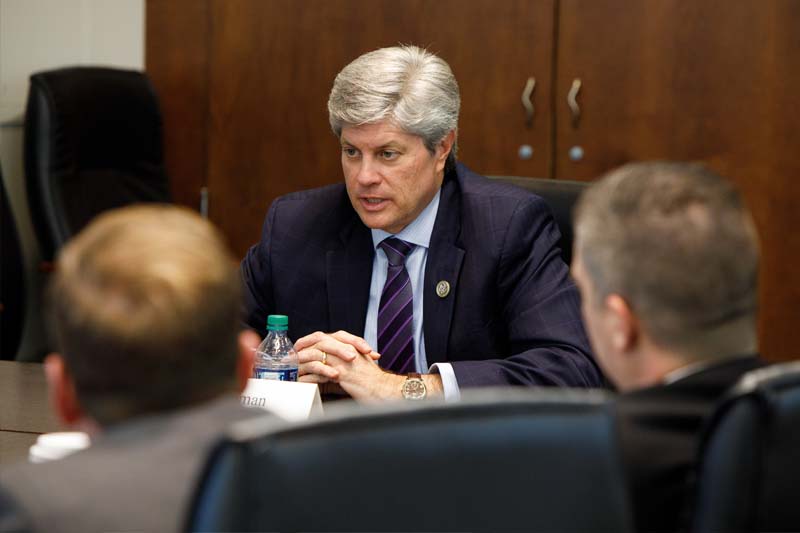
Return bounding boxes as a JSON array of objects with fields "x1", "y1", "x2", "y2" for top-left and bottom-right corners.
[{"x1": 253, "y1": 367, "x2": 298, "y2": 382}]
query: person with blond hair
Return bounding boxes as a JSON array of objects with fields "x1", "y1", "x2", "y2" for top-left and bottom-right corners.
[{"x1": 0, "y1": 205, "x2": 271, "y2": 532}]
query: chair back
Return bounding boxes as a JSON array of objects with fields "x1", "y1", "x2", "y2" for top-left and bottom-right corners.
[
  {"x1": 693, "y1": 362, "x2": 800, "y2": 532},
  {"x1": 24, "y1": 66, "x2": 170, "y2": 260},
  {"x1": 0, "y1": 163, "x2": 25, "y2": 359},
  {"x1": 489, "y1": 176, "x2": 587, "y2": 264},
  {"x1": 187, "y1": 389, "x2": 633, "y2": 532}
]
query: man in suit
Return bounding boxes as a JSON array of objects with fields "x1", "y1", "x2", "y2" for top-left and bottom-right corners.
[
  {"x1": 571, "y1": 162, "x2": 764, "y2": 532},
  {"x1": 0, "y1": 206, "x2": 271, "y2": 532},
  {"x1": 242, "y1": 45, "x2": 602, "y2": 401}
]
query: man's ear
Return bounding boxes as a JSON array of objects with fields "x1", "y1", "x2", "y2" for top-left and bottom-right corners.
[
  {"x1": 44, "y1": 353, "x2": 84, "y2": 426},
  {"x1": 236, "y1": 330, "x2": 260, "y2": 393},
  {"x1": 605, "y1": 294, "x2": 639, "y2": 353},
  {"x1": 434, "y1": 130, "x2": 456, "y2": 174}
]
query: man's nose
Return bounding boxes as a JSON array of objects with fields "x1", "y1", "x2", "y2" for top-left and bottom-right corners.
[{"x1": 355, "y1": 156, "x2": 381, "y2": 186}]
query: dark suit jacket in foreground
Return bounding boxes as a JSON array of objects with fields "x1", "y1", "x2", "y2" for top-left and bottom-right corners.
[
  {"x1": 242, "y1": 163, "x2": 601, "y2": 388},
  {"x1": 0, "y1": 396, "x2": 273, "y2": 533},
  {"x1": 616, "y1": 356, "x2": 765, "y2": 532}
]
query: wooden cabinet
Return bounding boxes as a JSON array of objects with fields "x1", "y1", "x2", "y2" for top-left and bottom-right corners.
[
  {"x1": 553, "y1": 0, "x2": 800, "y2": 360},
  {"x1": 150, "y1": 0, "x2": 555, "y2": 256},
  {"x1": 147, "y1": 0, "x2": 800, "y2": 361}
]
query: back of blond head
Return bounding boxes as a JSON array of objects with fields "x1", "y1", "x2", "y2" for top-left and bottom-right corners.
[{"x1": 49, "y1": 205, "x2": 242, "y2": 425}]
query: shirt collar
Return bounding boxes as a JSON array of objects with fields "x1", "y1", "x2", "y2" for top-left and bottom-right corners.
[
  {"x1": 662, "y1": 353, "x2": 756, "y2": 385},
  {"x1": 371, "y1": 189, "x2": 441, "y2": 250}
]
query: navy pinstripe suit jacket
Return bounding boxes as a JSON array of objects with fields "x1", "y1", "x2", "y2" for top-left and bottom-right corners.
[{"x1": 242, "y1": 163, "x2": 602, "y2": 387}]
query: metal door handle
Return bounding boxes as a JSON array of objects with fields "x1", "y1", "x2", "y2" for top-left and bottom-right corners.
[
  {"x1": 521, "y1": 77, "x2": 536, "y2": 127},
  {"x1": 567, "y1": 78, "x2": 582, "y2": 128}
]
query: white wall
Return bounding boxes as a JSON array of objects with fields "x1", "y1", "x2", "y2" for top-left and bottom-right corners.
[
  {"x1": 0, "y1": 0, "x2": 144, "y2": 122},
  {"x1": 0, "y1": 0, "x2": 144, "y2": 360}
]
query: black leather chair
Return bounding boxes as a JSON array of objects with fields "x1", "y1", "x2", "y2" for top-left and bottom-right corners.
[
  {"x1": 490, "y1": 176, "x2": 589, "y2": 265},
  {"x1": 489, "y1": 176, "x2": 587, "y2": 265},
  {"x1": 692, "y1": 362, "x2": 800, "y2": 532},
  {"x1": 0, "y1": 163, "x2": 25, "y2": 360},
  {"x1": 24, "y1": 66, "x2": 170, "y2": 260},
  {"x1": 187, "y1": 389, "x2": 633, "y2": 532}
]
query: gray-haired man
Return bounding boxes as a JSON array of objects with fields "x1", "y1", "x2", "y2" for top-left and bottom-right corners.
[{"x1": 242, "y1": 45, "x2": 602, "y2": 401}]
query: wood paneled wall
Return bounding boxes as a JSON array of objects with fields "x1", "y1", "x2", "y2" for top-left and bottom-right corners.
[
  {"x1": 555, "y1": 0, "x2": 800, "y2": 362},
  {"x1": 146, "y1": 0, "x2": 800, "y2": 362},
  {"x1": 146, "y1": 0, "x2": 210, "y2": 210},
  {"x1": 148, "y1": 0, "x2": 554, "y2": 254}
]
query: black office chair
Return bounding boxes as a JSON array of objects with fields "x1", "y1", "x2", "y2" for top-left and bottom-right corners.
[
  {"x1": 0, "y1": 163, "x2": 25, "y2": 360},
  {"x1": 187, "y1": 389, "x2": 633, "y2": 532},
  {"x1": 488, "y1": 176, "x2": 587, "y2": 265},
  {"x1": 692, "y1": 362, "x2": 800, "y2": 532},
  {"x1": 24, "y1": 66, "x2": 170, "y2": 261}
]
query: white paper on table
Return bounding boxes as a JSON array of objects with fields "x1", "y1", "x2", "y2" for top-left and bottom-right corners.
[
  {"x1": 241, "y1": 378, "x2": 323, "y2": 421},
  {"x1": 29, "y1": 432, "x2": 91, "y2": 463}
]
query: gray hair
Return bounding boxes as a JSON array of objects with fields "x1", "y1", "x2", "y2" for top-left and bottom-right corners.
[
  {"x1": 327, "y1": 45, "x2": 460, "y2": 170},
  {"x1": 574, "y1": 162, "x2": 760, "y2": 359}
]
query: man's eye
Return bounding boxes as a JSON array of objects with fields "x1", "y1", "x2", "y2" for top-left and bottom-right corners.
[
  {"x1": 381, "y1": 150, "x2": 399, "y2": 160},
  {"x1": 343, "y1": 148, "x2": 358, "y2": 157}
]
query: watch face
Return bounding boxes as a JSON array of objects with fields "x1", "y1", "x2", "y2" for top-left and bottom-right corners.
[{"x1": 402, "y1": 378, "x2": 427, "y2": 400}]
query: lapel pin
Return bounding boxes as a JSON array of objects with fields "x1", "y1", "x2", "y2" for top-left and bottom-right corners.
[{"x1": 436, "y1": 280, "x2": 450, "y2": 298}]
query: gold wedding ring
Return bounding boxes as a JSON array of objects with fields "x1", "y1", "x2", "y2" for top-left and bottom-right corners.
[{"x1": 321, "y1": 351, "x2": 328, "y2": 365}]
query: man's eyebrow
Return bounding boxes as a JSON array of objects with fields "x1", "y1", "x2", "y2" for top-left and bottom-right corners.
[
  {"x1": 340, "y1": 138, "x2": 403, "y2": 150},
  {"x1": 377, "y1": 141, "x2": 403, "y2": 149}
]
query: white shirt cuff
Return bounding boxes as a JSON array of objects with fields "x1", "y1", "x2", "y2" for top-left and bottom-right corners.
[{"x1": 429, "y1": 363, "x2": 461, "y2": 402}]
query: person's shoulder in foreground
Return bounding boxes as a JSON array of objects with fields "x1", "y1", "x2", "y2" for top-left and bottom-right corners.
[
  {"x1": 571, "y1": 160, "x2": 765, "y2": 532},
  {"x1": 0, "y1": 205, "x2": 272, "y2": 533},
  {"x1": 0, "y1": 396, "x2": 270, "y2": 533}
]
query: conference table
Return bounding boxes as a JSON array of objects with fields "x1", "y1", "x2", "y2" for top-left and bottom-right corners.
[
  {"x1": 0, "y1": 361, "x2": 60, "y2": 465},
  {"x1": 0, "y1": 360, "x2": 326, "y2": 465}
]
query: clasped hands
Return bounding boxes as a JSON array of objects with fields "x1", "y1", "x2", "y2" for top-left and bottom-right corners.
[{"x1": 295, "y1": 330, "x2": 403, "y2": 401}]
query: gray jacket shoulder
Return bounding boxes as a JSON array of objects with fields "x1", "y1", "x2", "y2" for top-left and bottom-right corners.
[{"x1": 0, "y1": 397, "x2": 272, "y2": 533}]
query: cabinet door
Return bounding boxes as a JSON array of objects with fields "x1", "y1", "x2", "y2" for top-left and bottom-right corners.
[
  {"x1": 202, "y1": 0, "x2": 554, "y2": 256},
  {"x1": 555, "y1": 0, "x2": 800, "y2": 360}
]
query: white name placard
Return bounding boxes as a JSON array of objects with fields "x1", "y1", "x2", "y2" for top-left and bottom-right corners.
[{"x1": 241, "y1": 379, "x2": 323, "y2": 421}]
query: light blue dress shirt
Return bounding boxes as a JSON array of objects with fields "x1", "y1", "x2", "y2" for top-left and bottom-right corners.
[{"x1": 363, "y1": 189, "x2": 460, "y2": 401}]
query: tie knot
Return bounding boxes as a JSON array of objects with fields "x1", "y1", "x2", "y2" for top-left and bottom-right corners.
[{"x1": 379, "y1": 237, "x2": 415, "y2": 266}]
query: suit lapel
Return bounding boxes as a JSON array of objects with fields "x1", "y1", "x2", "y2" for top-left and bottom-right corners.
[
  {"x1": 327, "y1": 215, "x2": 373, "y2": 336},
  {"x1": 424, "y1": 173, "x2": 464, "y2": 364}
]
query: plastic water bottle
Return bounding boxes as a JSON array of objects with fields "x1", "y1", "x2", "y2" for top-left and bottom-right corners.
[{"x1": 253, "y1": 315, "x2": 299, "y2": 381}]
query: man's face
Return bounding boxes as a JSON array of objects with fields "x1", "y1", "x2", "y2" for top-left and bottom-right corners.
[
  {"x1": 341, "y1": 120, "x2": 449, "y2": 234},
  {"x1": 571, "y1": 247, "x2": 623, "y2": 388}
]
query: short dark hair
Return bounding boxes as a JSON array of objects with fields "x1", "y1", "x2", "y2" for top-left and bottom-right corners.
[
  {"x1": 47, "y1": 205, "x2": 242, "y2": 425},
  {"x1": 574, "y1": 162, "x2": 759, "y2": 358}
]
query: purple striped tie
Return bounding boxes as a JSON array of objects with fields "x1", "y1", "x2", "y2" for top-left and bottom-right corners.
[{"x1": 377, "y1": 237, "x2": 416, "y2": 374}]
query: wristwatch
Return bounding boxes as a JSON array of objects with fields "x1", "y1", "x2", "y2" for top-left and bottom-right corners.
[{"x1": 401, "y1": 372, "x2": 427, "y2": 400}]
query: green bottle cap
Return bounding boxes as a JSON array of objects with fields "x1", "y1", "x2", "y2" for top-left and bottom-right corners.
[{"x1": 266, "y1": 315, "x2": 289, "y2": 331}]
